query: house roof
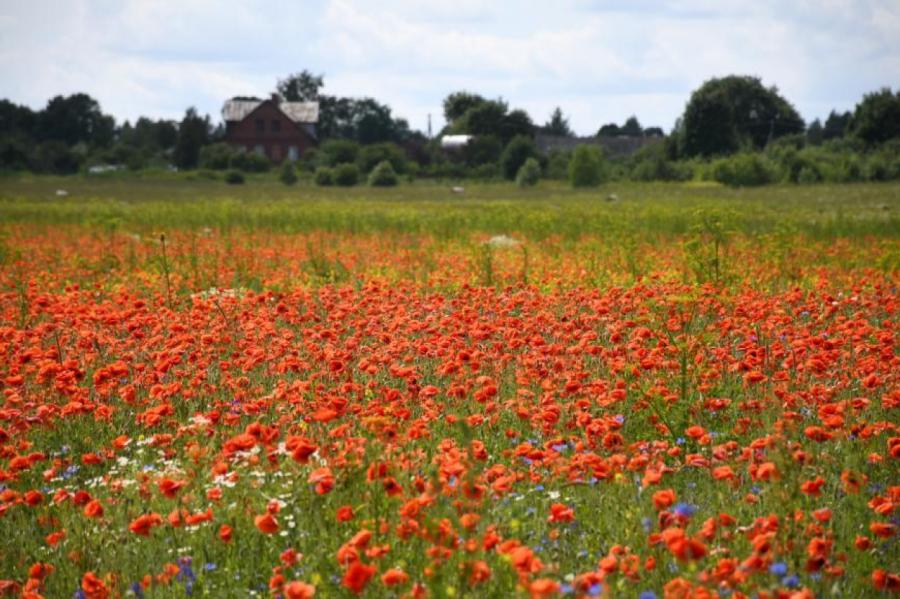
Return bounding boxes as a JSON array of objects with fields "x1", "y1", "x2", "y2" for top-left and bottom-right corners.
[{"x1": 222, "y1": 99, "x2": 319, "y2": 124}]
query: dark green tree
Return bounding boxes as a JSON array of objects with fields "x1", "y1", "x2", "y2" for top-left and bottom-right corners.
[
  {"x1": 620, "y1": 116, "x2": 643, "y2": 136},
  {"x1": 443, "y1": 91, "x2": 486, "y2": 123},
  {"x1": 597, "y1": 123, "x2": 620, "y2": 136},
  {"x1": 501, "y1": 109, "x2": 535, "y2": 143},
  {"x1": 544, "y1": 107, "x2": 573, "y2": 136},
  {"x1": 678, "y1": 75, "x2": 804, "y2": 157},
  {"x1": 37, "y1": 93, "x2": 115, "y2": 146},
  {"x1": 850, "y1": 88, "x2": 900, "y2": 146},
  {"x1": 0, "y1": 100, "x2": 36, "y2": 137},
  {"x1": 499, "y1": 135, "x2": 538, "y2": 180},
  {"x1": 277, "y1": 70, "x2": 324, "y2": 102},
  {"x1": 823, "y1": 110, "x2": 851, "y2": 140},
  {"x1": 806, "y1": 119, "x2": 824, "y2": 145},
  {"x1": 173, "y1": 108, "x2": 210, "y2": 169}
]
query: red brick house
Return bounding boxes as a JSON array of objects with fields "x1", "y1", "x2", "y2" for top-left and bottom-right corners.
[{"x1": 222, "y1": 97, "x2": 318, "y2": 163}]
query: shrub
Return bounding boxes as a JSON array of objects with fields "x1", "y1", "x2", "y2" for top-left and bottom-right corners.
[
  {"x1": 469, "y1": 162, "x2": 500, "y2": 180},
  {"x1": 569, "y1": 145, "x2": 604, "y2": 187},
  {"x1": 199, "y1": 143, "x2": 235, "y2": 170},
  {"x1": 229, "y1": 151, "x2": 270, "y2": 173},
  {"x1": 357, "y1": 143, "x2": 407, "y2": 174},
  {"x1": 515, "y1": 157, "x2": 541, "y2": 187},
  {"x1": 224, "y1": 170, "x2": 245, "y2": 185},
  {"x1": 712, "y1": 153, "x2": 776, "y2": 187},
  {"x1": 279, "y1": 161, "x2": 298, "y2": 185},
  {"x1": 314, "y1": 167, "x2": 334, "y2": 186},
  {"x1": 545, "y1": 150, "x2": 571, "y2": 180},
  {"x1": 320, "y1": 140, "x2": 360, "y2": 167},
  {"x1": 333, "y1": 163, "x2": 360, "y2": 186},
  {"x1": 500, "y1": 135, "x2": 538, "y2": 180},
  {"x1": 368, "y1": 160, "x2": 398, "y2": 187}
]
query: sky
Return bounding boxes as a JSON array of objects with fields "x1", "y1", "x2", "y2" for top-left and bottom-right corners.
[{"x1": 1, "y1": 0, "x2": 898, "y2": 136}]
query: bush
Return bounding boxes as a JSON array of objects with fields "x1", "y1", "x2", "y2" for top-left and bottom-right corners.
[
  {"x1": 545, "y1": 150, "x2": 571, "y2": 180},
  {"x1": 33, "y1": 141, "x2": 82, "y2": 174},
  {"x1": 199, "y1": 143, "x2": 236, "y2": 170},
  {"x1": 357, "y1": 143, "x2": 407, "y2": 174},
  {"x1": 229, "y1": 151, "x2": 270, "y2": 173},
  {"x1": 279, "y1": 161, "x2": 298, "y2": 185},
  {"x1": 569, "y1": 145, "x2": 604, "y2": 187},
  {"x1": 515, "y1": 157, "x2": 541, "y2": 187},
  {"x1": 469, "y1": 162, "x2": 500, "y2": 180},
  {"x1": 500, "y1": 135, "x2": 538, "y2": 180},
  {"x1": 320, "y1": 140, "x2": 360, "y2": 167},
  {"x1": 333, "y1": 163, "x2": 360, "y2": 186},
  {"x1": 224, "y1": 170, "x2": 245, "y2": 185},
  {"x1": 711, "y1": 153, "x2": 776, "y2": 187},
  {"x1": 314, "y1": 167, "x2": 334, "y2": 186},
  {"x1": 630, "y1": 143, "x2": 693, "y2": 182},
  {"x1": 368, "y1": 160, "x2": 398, "y2": 186}
]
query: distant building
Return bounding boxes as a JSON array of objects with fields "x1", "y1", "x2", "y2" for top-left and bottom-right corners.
[
  {"x1": 440, "y1": 134, "x2": 473, "y2": 150},
  {"x1": 222, "y1": 97, "x2": 319, "y2": 163}
]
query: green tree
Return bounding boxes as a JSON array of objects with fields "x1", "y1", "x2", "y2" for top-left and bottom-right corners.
[
  {"x1": 173, "y1": 108, "x2": 210, "y2": 169},
  {"x1": 850, "y1": 88, "x2": 900, "y2": 146},
  {"x1": 460, "y1": 135, "x2": 503, "y2": 167},
  {"x1": 679, "y1": 75, "x2": 805, "y2": 157},
  {"x1": 620, "y1": 116, "x2": 642, "y2": 136},
  {"x1": 500, "y1": 135, "x2": 538, "y2": 180},
  {"x1": 823, "y1": 110, "x2": 851, "y2": 140},
  {"x1": 597, "y1": 123, "x2": 620, "y2": 136},
  {"x1": 806, "y1": 119, "x2": 824, "y2": 145},
  {"x1": 544, "y1": 107, "x2": 573, "y2": 136},
  {"x1": 37, "y1": 93, "x2": 115, "y2": 147},
  {"x1": 569, "y1": 145, "x2": 604, "y2": 187},
  {"x1": 277, "y1": 70, "x2": 324, "y2": 102},
  {"x1": 443, "y1": 91, "x2": 486, "y2": 123}
]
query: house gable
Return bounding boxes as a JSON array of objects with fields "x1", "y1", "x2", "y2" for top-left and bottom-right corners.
[{"x1": 223, "y1": 100, "x2": 317, "y2": 163}]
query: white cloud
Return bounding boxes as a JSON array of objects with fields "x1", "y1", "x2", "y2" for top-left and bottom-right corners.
[{"x1": 0, "y1": 0, "x2": 898, "y2": 134}]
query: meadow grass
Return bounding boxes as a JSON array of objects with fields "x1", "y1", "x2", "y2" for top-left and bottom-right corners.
[{"x1": 0, "y1": 176, "x2": 897, "y2": 598}]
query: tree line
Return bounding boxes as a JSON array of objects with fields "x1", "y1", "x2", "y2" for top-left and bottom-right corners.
[{"x1": 1, "y1": 72, "x2": 898, "y2": 186}]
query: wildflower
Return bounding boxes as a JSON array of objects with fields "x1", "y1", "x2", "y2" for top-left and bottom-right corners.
[
  {"x1": 254, "y1": 513, "x2": 279, "y2": 534},
  {"x1": 128, "y1": 513, "x2": 163, "y2": 536},
  {"x1": 342, "y1": 562, "x2": 376, "y2": 594}
]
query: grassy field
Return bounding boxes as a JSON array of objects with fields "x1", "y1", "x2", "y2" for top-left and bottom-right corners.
[{"x1": 0, "y1": 176, "x2": 898, "y2": 598}]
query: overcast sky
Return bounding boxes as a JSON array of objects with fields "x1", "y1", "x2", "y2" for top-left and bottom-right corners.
[{"x1": 1, "y1": 0, "x2": 898, "y2": 136}]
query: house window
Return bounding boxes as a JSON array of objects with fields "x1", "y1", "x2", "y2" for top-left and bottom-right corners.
[
  {"x1": 288, "y1": 146, "x2": 299, "y2": 161},
  {"x1": 254, "y1": 145, "x2": 265, "y2": 156},
  {"x1": 255, "y1": 118, "x2": 265, "y2": 132},
  {"x1": 271, "y1": 119, "x2": 281, "y2": 133}
]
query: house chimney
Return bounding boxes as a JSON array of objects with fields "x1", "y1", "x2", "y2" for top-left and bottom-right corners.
[{"x1": 271, "y1": 93, "x2": 281, "y2": 104}]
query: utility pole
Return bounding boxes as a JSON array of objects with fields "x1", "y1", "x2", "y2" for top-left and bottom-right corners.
[{"x1": 427, "y1": 113, "x2": 432, "y2": 139}]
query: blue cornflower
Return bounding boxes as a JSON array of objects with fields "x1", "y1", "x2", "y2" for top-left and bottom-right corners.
[
  {"x1": 588, "y1": 583, "x2": 603, "y2": 596},
  {"x1": 783, "y1": 574, "x2": 800, "y2": 588},
  {"x1": 673, "y1": 503, "x2": 698, "y2": 518},
  {"x1": 769, "y1": 562, "x2": 788, "y2": 576},
  {"x1": 129, "y1": 582, "x2": 145, "y2": 598},
  {"x1": 639, "y1": 591, "x2": 657, "y2": 599}
]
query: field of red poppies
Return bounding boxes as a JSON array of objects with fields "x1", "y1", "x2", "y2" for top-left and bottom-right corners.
[{"x1": 0, "y1": 181, "x2": 898, "y2": 598}]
